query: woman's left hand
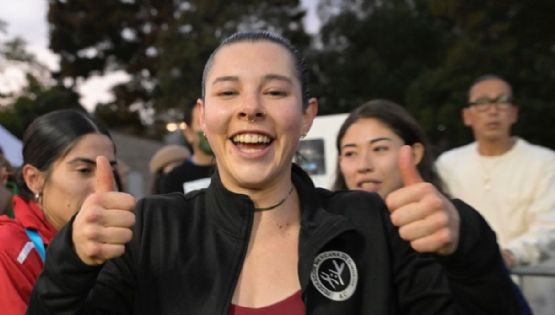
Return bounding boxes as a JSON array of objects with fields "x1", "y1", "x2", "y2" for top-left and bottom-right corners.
[{"x1": 385, "y1": 145, "x2": 460, "y2": 256}]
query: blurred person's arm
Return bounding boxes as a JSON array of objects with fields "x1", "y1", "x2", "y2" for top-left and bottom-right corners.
[{"x1": 504, "y1": 157, "x2": 555, "y2": 266}]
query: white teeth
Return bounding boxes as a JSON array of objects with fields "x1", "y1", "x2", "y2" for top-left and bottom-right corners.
[
  {"x1": 232, "y1": 133, "x2": 271, "y2": 144},
  {"x1": 360, "y1": 181, "x2": 378, "y2": 188}
]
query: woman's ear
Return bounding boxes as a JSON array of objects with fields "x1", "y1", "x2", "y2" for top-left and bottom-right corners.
[
  {"x1": 183, "y1": 99, "x2": 203, "y2": 144},
  {"x1": 22, "y1": 164, "x2": 45, "y2": 195},
  {"x1": 197, "y1": 98, "x2": 205, "y2": 131},
  {"x1": 411, "y1": 142, "x2": 425, "y2": 166},
  {"x1": 302, "y1": 98, "x2": 319, "y2": 136}
]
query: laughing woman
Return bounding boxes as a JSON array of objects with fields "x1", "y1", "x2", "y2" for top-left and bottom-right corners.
[{"x1": 29, "y1": 32, "x2": 520, "y2": 314}]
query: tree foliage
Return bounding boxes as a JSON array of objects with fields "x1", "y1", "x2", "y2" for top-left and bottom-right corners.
[
  {"x1": 312, "y1": 0, "x2": 555, "y2": 150},
  {"x1": 311, "y1": 0, "x2": 446, "y2": 114},
  {"x1": 420, "y1": 0, "x2": 555, "y2": 149},
  {"x1": 0, "y1": 82, "x2": 85, "y2": 138},
  {"x1": 155, "y1": 1, "x2": 309, "y2": 112},
  {"x1": 47, "y1": 0, "x2": 309, "y2": 132},
  {"x1": 7, "y1": 1, "x2": 555, "y2": 149}
]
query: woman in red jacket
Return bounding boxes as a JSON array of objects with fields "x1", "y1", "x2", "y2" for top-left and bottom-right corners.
[{"x1": 0, "y1": 109, "x2": 117, "y2": 315}]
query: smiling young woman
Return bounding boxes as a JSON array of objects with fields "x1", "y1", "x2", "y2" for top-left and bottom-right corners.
[
  {"x1": 333, "y1": 99, "x2": 440, "y2": 199},
  {"x1": 28, "y1": 32, "x2": 522, "y2": 315}
]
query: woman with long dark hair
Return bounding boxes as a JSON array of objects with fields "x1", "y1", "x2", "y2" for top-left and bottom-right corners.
[
  {"x1": 333, "y1": 99, "x2": 442, "y2": 197},
  {"x1": 0, "y1": 109, "x2": 117, "y2": 314}
]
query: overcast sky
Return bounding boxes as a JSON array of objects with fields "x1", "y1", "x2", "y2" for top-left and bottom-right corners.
[
  {"x1": 0, "y1": 0, "x2": 57, "y2": 69},
  {"x1": 0, "y1": 0, "x2": 319, "y2": 112}
]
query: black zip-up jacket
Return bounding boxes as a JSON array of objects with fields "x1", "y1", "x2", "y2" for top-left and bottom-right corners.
[{"x1": 27, "y1": 165, "x2": 519, "y2": 314}]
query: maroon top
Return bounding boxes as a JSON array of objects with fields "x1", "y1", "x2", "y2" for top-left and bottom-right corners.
[{"x1": 228, "y1": 290, "x2": 305, "y2": 315}]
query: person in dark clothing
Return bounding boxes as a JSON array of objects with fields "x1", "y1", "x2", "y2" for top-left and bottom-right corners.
[
  {"x1": 159, "y1": 102, "x2": 215, "y2": 193},
  {"x1": 27, "y1": 31, "x2": 521, "y2": 315},
  {"x1": 148, "y1": 144, "x2": 190, "y2": 194}
]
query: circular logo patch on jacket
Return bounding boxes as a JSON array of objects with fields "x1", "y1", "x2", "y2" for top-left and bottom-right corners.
[{"x1": 310, "y1": 250, "x2": 358, "y2": 301}]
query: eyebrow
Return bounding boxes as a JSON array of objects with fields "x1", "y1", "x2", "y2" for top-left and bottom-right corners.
[
  {"x1": 211, "y1": 74, "x2": 294, "y2": 86},
  {"x1": 67, "y1": 157, "x2": 117, "y2": 167},
  {"x1": 340, "y1": 137, "x2": 393, "y2": 150},
  {"x1": 262, "y1": 74, "x2": 293, "y2": 85},
  {"x1": 211, "y1": 76, "x2": 239, "y2": 86}
]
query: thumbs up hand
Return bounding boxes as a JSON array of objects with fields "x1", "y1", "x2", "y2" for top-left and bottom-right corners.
[
  {"x1": 385, "y1": 146, "x2": 460, "y2": 255},
  {"x1": 72, "y1": 156, "x2": 136, "y2": 266}
]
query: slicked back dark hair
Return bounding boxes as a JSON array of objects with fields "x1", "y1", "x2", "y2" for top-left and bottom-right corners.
[
  {"x1": 333, "y1": 99, "x2": 443, "y2": 193},
  {"x1": 201, "y1": 30, "x2": 310, "y2": 108},
  {"x1": 18, "y1": 109, "x2": 115, "y2": 200}
]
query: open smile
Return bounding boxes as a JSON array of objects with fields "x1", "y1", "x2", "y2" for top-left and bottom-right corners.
[
  {"x1": 230, "y1": 131, "x2": 274, "y2": 154},
  {"x1": 357, "y1": 179, "x2": 382, "y2": 192}
]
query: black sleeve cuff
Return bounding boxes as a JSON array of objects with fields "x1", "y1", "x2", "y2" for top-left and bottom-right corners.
[{"x1": 435, "y1": 199, "x2": 502, "y2": 277}]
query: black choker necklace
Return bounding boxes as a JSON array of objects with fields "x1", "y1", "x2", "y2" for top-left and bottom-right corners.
[{"x1": 254, "y1": 186, "x2": 294, "y2": 212}]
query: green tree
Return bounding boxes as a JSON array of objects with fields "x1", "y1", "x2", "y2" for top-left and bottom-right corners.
[
  {"x1": 0, "y1": 85, "x2": 84, "y2": 138},
  {"x1": 48, "y1": 0, "x2": 309, "y2": 134},
  {"x1": 409, "y1": 0, "x2": 555, "y2": 149},
  {"x1": 312, "y1": 0, "x2": 555, "y2": 150},
  {"x1": 155, "y1": 1, "x2": 309, "y2": 112},
  {"x1": 310, "y1": 0, "x2": 446, "y2": 115},
  {"x1": 48, "y1": 0, "x2": 173, "y2": 106},
  {"x1": 94, "y1": 84, "x2": 145, "y2": 137}
]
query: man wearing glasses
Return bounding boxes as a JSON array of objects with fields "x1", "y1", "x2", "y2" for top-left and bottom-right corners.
[{"x1": 436, "y1": 74, "x2": 555, "y2": 270}]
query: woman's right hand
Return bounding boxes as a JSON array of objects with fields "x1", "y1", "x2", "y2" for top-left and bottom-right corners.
[
  {"x1": 72, "y1": 156, "x2": 136, "y2": 266},
  {"x1": 386, "y1": 146, "x2": 460, "y2": 256}
]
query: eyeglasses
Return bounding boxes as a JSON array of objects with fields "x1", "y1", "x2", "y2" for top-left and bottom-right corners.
[{"x1": 468, "y1": 94, "x2": 513, "y2": 112}]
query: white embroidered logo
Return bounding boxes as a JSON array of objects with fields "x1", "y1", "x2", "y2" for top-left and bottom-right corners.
[{"x1": 310, "y1": 250, "x2": 358, "y2": 301}]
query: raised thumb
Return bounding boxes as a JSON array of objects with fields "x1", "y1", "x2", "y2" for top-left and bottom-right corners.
[
  {"x1": 95, "y1": 155, "x2": 115, "y2": 193},
  {"x1": 398, "y1": 145, "x2": 424, "y2": 186}
]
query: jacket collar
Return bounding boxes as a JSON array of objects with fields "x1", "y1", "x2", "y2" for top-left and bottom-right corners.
[
  {"x1": 205, "y1": 163, "x2": 350, "y2": 238},
  {"x1": 12, "y1": 195, "x2": 57, "y2": 245},
  {"x1": 204, "y1": 164, "x2": 356, "y2": 288},
  {"x1": 204, "y1": 170, "x2": 255, "y2": 239},
  {"x1": 292, "y1": 164, "x2": 356, "y2": 290}
]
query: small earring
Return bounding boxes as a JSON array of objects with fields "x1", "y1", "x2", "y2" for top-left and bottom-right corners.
[
  {"x1": 34, "y1": 191, "x2": 42, "y2": 204},
  {"x1": 300, "y1": 132, "x2": 307, "y2": 139}
]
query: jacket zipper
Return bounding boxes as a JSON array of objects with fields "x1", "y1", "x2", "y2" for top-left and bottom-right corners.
[{"x1": 220, "y1": 201, "x2": 255, "y2": 315}]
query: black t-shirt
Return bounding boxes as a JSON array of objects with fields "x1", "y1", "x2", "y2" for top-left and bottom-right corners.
[{"x1": 159, "y1": 159, "x2": 214, "y2": 194}]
